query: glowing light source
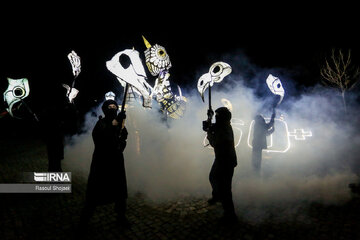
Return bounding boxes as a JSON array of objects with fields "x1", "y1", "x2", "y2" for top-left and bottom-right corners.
[
  {"x1": 106, "y1": 48, "x2": 153, "y2": 108},
  {"x1": 142, "y1": 36, "x2": 172, "y2": 76},
  {"x1": 247, "y1": 118, "x2": 291, "y2": 153},
  {"x1": 266, "y1": 74, "x2": 285, "y2": 106},
  {"x1": 105, "y1": 91, "x2": 116, "y2": 101},
  {"x1": 67, "y1": 50, "x2": 81, "y2": 78},
  {"x1": 3, "y1": 78, "x2": 30, "y2": 117},
  {"x1": 142, "y1": 36, "x2": 186, "y2": 119},
  {"x1": 288, "y1": 129, "x2": 312, "y2": 140},
  {"x1": 221, "y1": 98, "x2": 233, "y2": 112},
  {"x1": 197, "y1": 62, "x2": 232, "y2": 102},
  {"x1": 62, "y1": 84, "x2": 79, "y2": 103}
]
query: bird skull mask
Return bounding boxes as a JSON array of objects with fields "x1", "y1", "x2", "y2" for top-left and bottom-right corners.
[
  {"x1": 3, "y1": 78, "x2": 30, "y2": 117},
  {"x1": 266, "y1": 74, "x2": 285, "y2": 105},
  {"x1": 197, "y1": 62, "x2": 232, "y2": 101},
  {"x1": 106, "y1": 49, "x2": 153, "y2": 108}
]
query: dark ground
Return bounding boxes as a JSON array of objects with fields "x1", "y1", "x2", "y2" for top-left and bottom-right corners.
[{"x1": 1, "y1": 132, "x2": 360, "y2": 240}]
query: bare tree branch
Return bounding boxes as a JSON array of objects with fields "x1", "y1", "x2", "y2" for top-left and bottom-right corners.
[{"x1": 320, "y1": 48, "x2": 360, "y2": 113}]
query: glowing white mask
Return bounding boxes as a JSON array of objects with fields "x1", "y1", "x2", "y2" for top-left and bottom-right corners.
[
  {"x1": 266, "y1": 74, "x2": 285, "y2": 106},
  {"x1": 142, "y1": 36, "x2": 172, "y2": 76},
  {"x1": 67, "y1": 50, "x2": 81, "y2": 78},
  {"x1": 106, "y1": 49, "x2": 153, "y2": 108},
  {"x1": 62, "y1": 84, "x2": 79, "y2": 103},
  {"x1": 3, "y1": 78, "x2": 30, "y2": 117},
  {"x1": 197, "y1": 62, "x2": 232, "y2": 101}
]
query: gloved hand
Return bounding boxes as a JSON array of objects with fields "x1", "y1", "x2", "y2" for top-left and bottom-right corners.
[
  {"x1": 207, "y1": 109, "x2": 214, "y2": 119},
  {"x1": 116, "y1": 111, "x2": 126, "y2": 122},
  {"x1": 120, "y1": 127, "x2": 128, "y2": 140}
]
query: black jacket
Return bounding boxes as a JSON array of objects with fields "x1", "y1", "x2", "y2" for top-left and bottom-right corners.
[
  {"x1": 207, "y1": 122, "x2": 237, "y2": 168},
  {"x1": 86, "y1": 117, "x2": 128, "y2": 205},
  {"x1": 252, "y1": 115, "x2": 275, "y2": 150}
]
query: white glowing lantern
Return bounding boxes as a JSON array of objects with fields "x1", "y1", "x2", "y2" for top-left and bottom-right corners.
[
  {"x1": 67, "y1": 50, "x2": 81, "y2": 78},
  {"x1": 106, "y1": 49, "x2": 153, "y2": 108},
  {"x1": 266, "y1": 74, "x2": 285, "y2": 106},
  {"x1": 3, "y1": 78, "x2": 30, "y2": 117},
  {"x1": 197, "y1": 62, "x2": 232, "y2": 101},
  {"x1": 105, "y1": 91, "x2": 116, "y2": 101},
  {"x1": 62, "y1": 84, "x2": 79, "y2": 103}
]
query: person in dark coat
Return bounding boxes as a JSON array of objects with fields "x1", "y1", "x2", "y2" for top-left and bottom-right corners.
[
  {"x1": 40, "y1": 86, "x2": 79, "y2": 172},
  {"x1": 80, "y1": 99, "x2": 129, "y2": 228},
  {"x1": 203, "y1": 107, "x2": 238, "y2": 222},
  {"x1": 252, "y1": 109, "x2": 276, "y2": 176}
]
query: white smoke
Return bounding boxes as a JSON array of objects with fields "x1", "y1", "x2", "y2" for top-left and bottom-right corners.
[{"x1": 63, "y1": 49, "x2": 360, "y2": 222}]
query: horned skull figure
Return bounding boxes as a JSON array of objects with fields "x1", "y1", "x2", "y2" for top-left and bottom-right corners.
[{"x1": 142, "y1": 36, "x2": 172, "y2": 76}]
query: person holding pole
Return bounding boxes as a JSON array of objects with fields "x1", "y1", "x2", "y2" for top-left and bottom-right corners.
[
  {"x1": 203, "y1": 107, "x2": 238, "y2": 223},
  {"x1": 79, "y1": 96, "x2": 130, "y2": 229}
]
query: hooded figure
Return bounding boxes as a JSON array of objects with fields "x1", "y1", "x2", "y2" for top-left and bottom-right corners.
[
  {"x1": 252, "y1": 109, "x2": 276, "y2": 176},
  {"x1": 205, "y1": 107, "x2": 237, "y2": 222},
  {"x1": 80, "y1": 99, "x2": 130, "y2": 228}
]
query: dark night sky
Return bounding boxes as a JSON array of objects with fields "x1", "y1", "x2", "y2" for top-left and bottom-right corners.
[{"x1": 1, "y1": 4, "x2": 359, "y2": 116}]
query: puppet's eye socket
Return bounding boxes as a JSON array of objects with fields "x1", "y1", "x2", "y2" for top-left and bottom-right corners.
[
  {"x1": 158, "y1": 49, "x2": 166, "y2": 57},
  {"x1": 277, "y1": 83, "x2": 281, "y2": 88},
  {"x1": 119, "y1": 54, "x2": 131, "y2": 69},
  {"x1": 213, "y1": 66, "x2": 221, "y2": 73},
  {"x1": 13, "y1": 87, "x2": 25, "y2": 98},
  {"x1": 211, "y1": 65, "x2": 223, "y2": 76}
]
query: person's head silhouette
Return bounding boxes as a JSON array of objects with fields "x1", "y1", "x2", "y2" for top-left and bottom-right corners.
[{"x1": 215, "y1": 107, "x2": 231, "y2": 124}]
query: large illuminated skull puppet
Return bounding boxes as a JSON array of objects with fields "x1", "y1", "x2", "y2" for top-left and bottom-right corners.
[
  {"x1": 197, "y1": 62, "x2": 232, "y2": 101},
  {"x1": 106, "y1": 49, "x2": 153, "y2": 108},
  {"x1": 3, "y1": 78, "x2": 30, "y2": 117},
  {"x1": 142, "y1": 36, "x2": 172, "y2": 76},
  {"x1": 266, "y1": 74, "x2": 285, "y2": 106}
]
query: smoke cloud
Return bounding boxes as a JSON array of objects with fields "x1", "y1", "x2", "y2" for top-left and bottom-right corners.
[{"x1": 63, "y1": 49, "x2": 360, "y2": 222}]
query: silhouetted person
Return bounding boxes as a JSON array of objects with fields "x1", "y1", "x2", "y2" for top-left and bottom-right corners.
[
  {"x1": 252, "y1": 109, "x2": 276, "y2": 176},
  {"x1": 80, "y1": 99, "x2": 129, "y2": 229},
  {"x1": 40, "y1": 86, "x2": 79, "y2": 172},
  {"x1": 203, "y1": 107, "x2": 238, "y2": 223}
]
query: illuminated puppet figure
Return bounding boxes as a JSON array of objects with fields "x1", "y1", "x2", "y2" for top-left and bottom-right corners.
[
  {"x1": 106, "y1": 48, "x2": 153, "y2": 108},
  {"x1": 143, "y1": 36, "x2": 172, "y2": 77},
  {"x1": 142, "y1": 36, "x2": 187, "y2": 119},
  {"x1": 105, "y1": 91, "x2": 116, "y2": 101},
  {"x1": 63, "y1": 50, "x2": 81, "y2": 103},
  {"x1": 3, "y1": 78, "x2": 30, "y2": 117},
  {"x1": 62, "y1": 84, "x2": 79, "y2": 103},
  {"x1": 266, "y1": 74, "x2": 285, "y2": 107},
  {"x1": 197, "y1": 62, "x2": 232, "y2": 102},
  {"x1": 68, "y1": 50, "x2": 81, "y2": 78}
]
